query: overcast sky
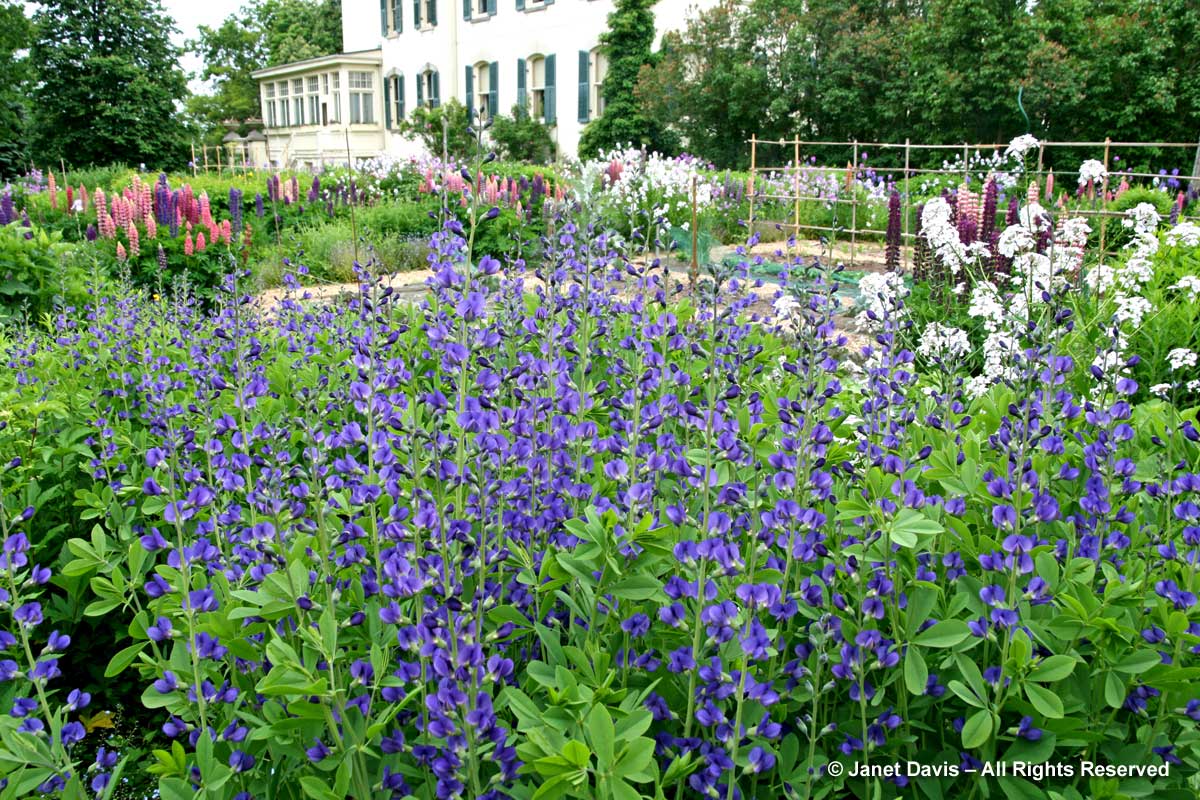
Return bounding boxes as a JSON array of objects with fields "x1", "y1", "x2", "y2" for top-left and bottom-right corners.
[{"x1": 165, "y1": 0, "x2": 248, "y2": 91}]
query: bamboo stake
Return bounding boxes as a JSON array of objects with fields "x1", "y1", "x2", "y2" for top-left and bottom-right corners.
[
  {"x1": 216, "y1": 144, "x2": 223, "y2": 176},
  {"x1": 690, "y1": 176, "x2": 699, "y2": 289},
  {"x1": 749, "y1": 134, "x2": 757, "y2": 233},
  {"x1": 191, "y1": 143, "x2": 199, "y2": 177},
  {"x1": 1099, "y1": 137, "x2": 1111, "y2": 258},
  {"x1": 793, "y1": 138, "x2": 800, "y2": 234},
  {"x1": 850, "y1": 140, "x2": 858, "y2": 267},
  {"x1": 346, "y1": 129, "x2": 360, "y2": 267},
  {"x1": 903, "y1": 138, "x2": 911, "y2": 272}
]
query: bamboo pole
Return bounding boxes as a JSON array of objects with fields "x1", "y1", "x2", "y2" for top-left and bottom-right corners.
[
  {"x1": 1099, "y1": 137, "x2": 1111, "y2": 257},
  {"x1": 216, "y1": 144, "x2": 223, "y2": 175},
  {"x1": 793, "y1": 138, "x2": 800, "y2": 234},
  {"x1": 1189, "y1": 135, "x2": 1200, "y2": 194},
  {"x1": 191, "y1": 143, "x2": 199, "y2": 177},
  {"x1": 202, "y1": 144, "x2": 209, "y2": 174},
  {"x1": 903, "y1": 138, "x2": 911, "y2": 272},
  {"x1": 850, "y1": 140, "x2": 859, "y2": 267},
  {"x1": 748, "y1": 134, "x2": 757, "y2": 233},
  {"x1": 690, "y1": 176, "x2": 699, "y2": 289}
]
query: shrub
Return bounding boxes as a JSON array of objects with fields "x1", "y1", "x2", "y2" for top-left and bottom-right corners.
[
  {"x1": 398, "y1": 99, "x2": 475, "y2": 161},
  {"x1": 0, "y1": 222, "x2": 90, "y2": 320},
  {"x1": 489, "y1": 105, "x2": 557, "y2": 164}
]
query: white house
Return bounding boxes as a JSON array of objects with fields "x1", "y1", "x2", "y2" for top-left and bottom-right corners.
[{"x1": 252, "y1": 0, "x2": 711, "y2": 166}]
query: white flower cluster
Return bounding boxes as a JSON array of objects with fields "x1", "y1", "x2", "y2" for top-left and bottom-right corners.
[
  {"x1": 1165, "y1": 221, "x2": 1200, "y2": 248},
  {"x1": 1077, "y1": 159, "x2": 1107, "y2": 186},
  {"x1": 1169, "y1": 275, "x2": 1200, "y2": 302},
  {"x1": 1004, "y1": 134, "x2": 1040, "y2": 160},
  {"x1": 1167, "y1": 348, "x2": 1198, "y2": 372},
  {"x1": 855, "y1": 271, "x2": 908, "y2": 327},
  {"x1": 920, "y1": 197, "x2": 989, "y2": 276},
  {"x1": 1122, "y1": 202, "x2": 1161, "y2": 236},
  {"x1": 576, "y1": 148, "x2": 714, "y2": 230},
  {"x1": 917, "y1": 322, "x2": 971, "y2": 362}
]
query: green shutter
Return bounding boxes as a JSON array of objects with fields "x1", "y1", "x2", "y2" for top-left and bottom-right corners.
[
  {"x1": 413, "y1": 0, "x2": 420, "y2": 25},
  {"x1": 393, "y1": 0, "x2": 402, "y2": 30},
  {"x1": 398, "y1": 76, "x2": 405, "y2": 119},
  {"x1": 380, "y1": 0, "x2": 389, "y2": 33},
  {"x1": 544, "y1": 54, "x2": 556, "y2": 124},
  {"x1": 416, "y1": 73, "x2": 424, "y2": 106},
  {"x1": 431, "y1": 70, "x2": 440, "y2": 107},
  {"x1": 487, "y1": 0, "x2": 496, "y2": 14},
  {"x1": 463, "y1": 0, "x2": 471, "y2": 19},
  {"x1": 465, "y1": 66, "x2": 474, "y2": 118},
  {"x1": 516, "y1": 58, "x2": 526, "y2": 112},
  {"x1": 516, "y1": 0, "x2": 524, "y2": 10},
  {"x1": 577, "y1": 50, "x2": 589, "y2": 122},
  {"x1": 489, "y1": 62, "x2": 499, "y2": 118},
  {"x1": 384, "y1": 78, "x2": 392, "y2": 128},
  {"x1": 428, "y1": 0, "x2": 437, "y2": 25}
]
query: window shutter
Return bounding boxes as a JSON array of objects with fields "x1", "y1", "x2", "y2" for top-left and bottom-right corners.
[
  {"x1": 488, "y1": 62, "x2": 499, "y2": 118},
  {"x1": 414, "y1": 0, "x2": 420, "y2": 25},
  {"x1": 487, "y1": 0, "x2": 496, "y2": 15},
  {"x1": 577, "y1": 50, "x2": 589, "y2": 123},
  {"x1": 516, "y1": 0, "x2": 524, "y2": 10},
  {"x1": 544, "y1": 54, "x2": 556, "y2": 124},
  {"x1": 417, "y1": 73, "x2": 424, "y2": 106},
  {"x1": 428, "y1": 0, "x2": 437, "y2": 25},
  {"x1": 384, "y1": 78, "x2": 392, "y2": 128},
  {"x1": 431, "y1": 71, "x2": 440, "y2": 107},
  {"x1": 545, "y1": 0, "x2": 554, "y2": 6},
  {"x1": 393, "y1": 0, "x2": 402, "y2": 30},
  {"x1": 463, "y1": 0, "x2": 470, "y2": 19},
  {"x1": 398, "y1": 76, "x2": 405, "y2": 119},
  {"x1": 380, "y1": 0, "x2": 389, "y2": 33},
  {"x1": 465, "y1": 66, "x2": 474, "y2": 118},
  {"x1": 516, "y1": 58, "x2": 526, "y2": 112}
]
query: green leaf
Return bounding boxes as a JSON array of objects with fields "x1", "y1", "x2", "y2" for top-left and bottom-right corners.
[
  {"x1": 587, "y1": 704, "x2": 616, "y2": 768},
  {"x1": 300, "y1": 776, "x2": 340, "y2": 800},
  {"x1": 609, "y1": 575, "x2": 663, "y2": 600},
  {"x1": 561, "y1": 740, "x2": 591, "y2": 769},
  {"x1": 1024, "y1": 682, "x2": 1065, "y2": 719},
  {"x1": 105, "y1": 642, "x2": 146, "y2": 678},
  {"x1": 914, "y1": 620, "x2": 971, "y2": 648},
  {"x1": 962, "y1": 709, "x2": 993, "y2": 749},
  {"x1": 1027, "y1": 655, "x2": 1077, "y2": 683},
  {"x1": 904, "y1": 647, "x2": 928, "y2": 696},
  {"x1": 1112, "y1": 650, "x2": 1161, "y2": 675},
  {"x1": 1104, "y1": 671, "x2": 1126, "y2": 709},
  {"x1": 997, "y1": 776, "x2": 1048, "y2": 800}
]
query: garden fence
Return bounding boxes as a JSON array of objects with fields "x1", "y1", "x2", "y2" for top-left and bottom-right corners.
[
  {"x1": 746, "y1": 136, "x2": 1200, "y2": 269},
  {"x1": 189, "y1": 142, "x2": 258, "y2": 176}
]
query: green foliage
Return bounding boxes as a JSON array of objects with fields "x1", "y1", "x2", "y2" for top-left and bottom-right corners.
[
  {"x1": 0, "y1": 1, "x2": 32, "y2": 179},
  {"x1": 490, "y1": 105, "x2": 557, "y2": 164},
  {"x1": 578, "y1": 0, "x2": 677, "y2": 159},
  {"x1": 399, "y1": 99, "x2": 475, "y2": 161},
  {"x1": 0, "y1": 223, "x2": 90, "y2": 320},
  {"x1": 639, "y1": 0, "x2": 1200, "y2": 168},
  {"x1": 29, "y1": 0, "x2": 191, "y2": 169}
]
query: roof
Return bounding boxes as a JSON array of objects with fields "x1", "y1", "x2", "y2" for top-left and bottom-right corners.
[{"x1": 251, "y1": 49, "x2": 383, "y2": 80}]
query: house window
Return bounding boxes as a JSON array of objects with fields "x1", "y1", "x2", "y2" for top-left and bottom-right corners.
[
  {"x1": 332, "y1": 73, "x2": 341, "y2": 122},
  {"x1": 468, "y1": 61, "x2": 497, "y2": 120},
  {"x1": 517, "y1": 0, "x2": 550, "y2": 8},
  {"x1": 417, "y1": 68, "x2": 440, "y2": 108},
  {"x1": 527, "y1": 54, "x2": 555, "y2": 123},
  {"x1": 265, "y1": 83, "x2": 277, "y2": 127},
  {"x1": 591, "y1": 48, "x2": 607, "y2": 117},
  {"x1": 307, "y1": 76, "x2": 320, "y2": 125},
  {"x1": 414, "y1": 0, "x2": 438, "y2": 27},
  {"x1": 278, "y1": 80, "x2": 291, "y2": 126},
  {"x1": 463, "y1": 0, "x2": 495, "y2": 20},
  {"x1": 323, "y1": 73, "x2": 329, "y2": 94},
  {"x1": 292, "y1": 78, "x2": 305, "y2": 125},
  {"x1": 390, "y1": 74, "x2": 404, "y2": 125},
  {"x1": 349, "y1": 71, "x2": 375, "y2": 124}
]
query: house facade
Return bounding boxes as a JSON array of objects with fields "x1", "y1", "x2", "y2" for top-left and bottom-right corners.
[{"x1": 253, "y1": 0, "x2": 710, "y2": 167}]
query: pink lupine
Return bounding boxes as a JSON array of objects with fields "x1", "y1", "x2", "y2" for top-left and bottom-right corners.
[
  {"x1": 1045, "y1": 172, "x2": 1054, "y2": 199},
  {"x1": 196, "y1": 232, "x2": 207, "y2": 252},
  {"x1": 94, "y1": 188, "x2": 108, "y2": 220},
  {"x1": 66, "y1": 186, "x2": 74, "y2": 213},
  {"x1": 144, "y1": 213, "x2": 157, "y2": 240},
  {"x1": 48, "y1": 172, "x2": 58, "y2": 210},
  {"x1": 116, "y1": 242, "x2": 127, "y2": 262},
  {"x1": 184, "y1": 232, "x2": 194, "y2": 256},
  {"x1": 126, "y1": 221, "x2": 140, "y2": 258},
  {"x1": 1026, "y1": 181, "x2": 1040, "y2": 205},
  {"x1": 79, "y1": 185, "x2": 89, "y2": 212}
]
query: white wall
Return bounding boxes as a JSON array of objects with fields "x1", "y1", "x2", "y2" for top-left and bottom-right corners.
[{"x1": 343, "y1": 0, "x2": 714, "y2": 158}]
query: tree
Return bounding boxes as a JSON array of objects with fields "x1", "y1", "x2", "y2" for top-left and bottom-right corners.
[
  {"x1": 578, "y1": 0, "x2": 677, "y2": 158},
  {"x1": 188, "y1": 0, "x2": 342, "y2": 142},
  {"x1": 0, "y1": 1, "x2": 32, "y2": 177},
  {"x1": 29, "y1": 0, "x2": 190, "y2": 168}
]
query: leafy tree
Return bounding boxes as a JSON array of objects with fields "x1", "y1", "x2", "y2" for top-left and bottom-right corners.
[
  {"x1": 399, "y1": 99, "x2": 475, "y2": 161},
  {"x1": 188, "y1": 0, "x2": 341, "y2": 143},
  {"x1": 490, "y1": 105, "x2": 556, "y2": 164},
  {"x1": 0, "y1": 1, "x2": 32, "y2": 178},
  {"x1": 578, "y1": 0, "x2": 677, "y2": 158},
  {"x1": 29, "y1": 0, "x2": 190, "y2": 169}
]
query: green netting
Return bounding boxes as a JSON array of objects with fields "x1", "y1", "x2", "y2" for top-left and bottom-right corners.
[{"x1": 669, "y1": 225, "x2": 718, "y2": 266}]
